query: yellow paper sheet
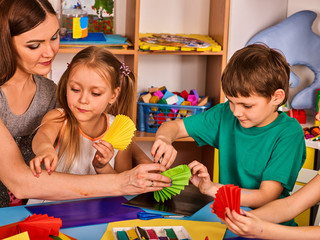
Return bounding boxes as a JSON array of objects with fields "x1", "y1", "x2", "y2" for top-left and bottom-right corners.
[
  {"x1": 3, "y1": 231, "x2": 30, "y2": 240},
  {"x1": 100, "y1": 219, "x2": 226, "y2": 240}
]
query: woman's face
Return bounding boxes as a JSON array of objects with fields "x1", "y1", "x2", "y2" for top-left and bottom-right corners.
[{"x1": 12, "y1": 14, "x2": 60, "y2": 76}]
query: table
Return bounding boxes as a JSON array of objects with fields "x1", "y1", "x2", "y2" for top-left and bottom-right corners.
[{"x1": 0, "y1": 197, "x2": 247, "y2": 240}]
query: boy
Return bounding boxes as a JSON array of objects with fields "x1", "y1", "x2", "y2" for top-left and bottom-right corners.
[{"x1": 151, "y1": 44, "x2": 306, "y2": 225}]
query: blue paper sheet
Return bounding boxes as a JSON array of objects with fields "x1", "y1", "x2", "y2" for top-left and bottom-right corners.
[
  {"x1": 25, "y1": 196, "x2": 142, "y2": 228},
  {"x1": 60, "y1": 32, "x2": 128, "y2": 45}
]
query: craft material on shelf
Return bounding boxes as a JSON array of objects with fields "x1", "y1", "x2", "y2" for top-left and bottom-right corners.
[
  {"x1": 102, "y1": 114, "x2": 136, "y2": 151},
  {"x1": 154, "y1": 165, "x2": 192, "y2": 202},
  {"x1": 59, "y1": 33, "x2": 131, "y2": 49},
  {"x1": 139, "y1": 33, "x2": 222, "y2": 52}
]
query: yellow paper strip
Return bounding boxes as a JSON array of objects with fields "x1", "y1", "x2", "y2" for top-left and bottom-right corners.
[{"x1": 3, "y1": 231, "x2": 30, "y2": 240}]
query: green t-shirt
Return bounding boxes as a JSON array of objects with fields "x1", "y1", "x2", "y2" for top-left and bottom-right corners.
[{"x1": 184, "y1": 101, "x2": 306, "y2": 200}]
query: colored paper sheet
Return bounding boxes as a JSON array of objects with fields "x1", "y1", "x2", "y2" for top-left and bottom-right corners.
[
  {"x1": 26, "y1": 197, "x2": 143, "y2": 228},
  {"x1": 3, "y1": 231, "x2": 30, "y2": 240},
  {"x1": 100, "y1": 219, "x2": 226, "y2": 240}
]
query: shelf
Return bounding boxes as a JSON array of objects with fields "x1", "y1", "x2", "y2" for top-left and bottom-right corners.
[
  {"x1": 134, "y1": 131, "x2": 195, "y2": 142},
  {"x1": 138, "y1": 50, "x2": 224, "y2": 56}
]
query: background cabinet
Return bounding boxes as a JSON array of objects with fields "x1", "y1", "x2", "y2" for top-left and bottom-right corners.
[{"x1": 54, "y1": 0, "x2": 230, "y2": 177}]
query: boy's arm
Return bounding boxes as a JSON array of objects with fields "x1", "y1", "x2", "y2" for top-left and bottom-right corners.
[
  {"x1": 151, "y1": 119, "x2": 189, "y2": 167},
  {"x1": 239, "y1": 180, "x2": 283, "y2": 208}
]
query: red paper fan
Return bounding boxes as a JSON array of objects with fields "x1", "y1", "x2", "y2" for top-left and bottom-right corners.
[
  {"x1": 213, "y1": 184, "x2": 241, "y2": 220},
  {"x1": 0, "y1": 214, "x2": 62, "y2": 240}
]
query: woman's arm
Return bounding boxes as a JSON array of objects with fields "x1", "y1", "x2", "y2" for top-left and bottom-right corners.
[{"x1": 0, "y1": 119, "x2": 171, "y2": 200}]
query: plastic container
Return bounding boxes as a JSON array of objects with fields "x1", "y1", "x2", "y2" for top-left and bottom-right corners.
[
  {"x1": 61, "y1": 9, "x2": 88, "y2": 39},
  {"x1": 137, "y1": 94, "x2": 212, "y2": 133}
]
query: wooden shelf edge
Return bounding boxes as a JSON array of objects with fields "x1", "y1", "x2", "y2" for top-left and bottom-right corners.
[
  {"x1": 134, "y1": 131, "x2": 194, "y2": 142},
  {"x1": 58, "y1": 47, "x2": 136, "y2": 55},
  {"x1": 138, "y1": 50, "x2": 224, "y2": 56}
]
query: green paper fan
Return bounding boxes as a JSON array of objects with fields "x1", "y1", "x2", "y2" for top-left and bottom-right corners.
[{"x1": 154, "y1": 164, "x2": 191, "y2": 202}]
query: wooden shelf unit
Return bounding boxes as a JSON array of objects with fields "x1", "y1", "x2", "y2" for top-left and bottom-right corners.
[{"x1": 58, "y1": 0, "x2": 230, "y2": 177}]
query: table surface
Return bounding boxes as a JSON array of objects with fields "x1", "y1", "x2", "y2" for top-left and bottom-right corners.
[{"x1": 0, "y1": 196, "x2": 247, "y2": 240}]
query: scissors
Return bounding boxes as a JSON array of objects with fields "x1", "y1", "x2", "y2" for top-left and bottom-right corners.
[{"x1": 137, "y1": 211, "x2": 184, "y2": 220}]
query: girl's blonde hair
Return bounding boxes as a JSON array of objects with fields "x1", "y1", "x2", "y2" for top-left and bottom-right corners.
[{"x1": 56, "y1": 46, "x2": 135, "y2": 172}]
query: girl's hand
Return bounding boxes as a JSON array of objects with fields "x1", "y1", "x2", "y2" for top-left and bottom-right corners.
[
  {"x1": 151, "y1": 136, "x2": 177, "y2": 169},
  {"x1": 224, "y1": 208, "x2": 266, "y2": 238},
  {"x1": 188, "y1": 160, "x2": 220, "y2": 197},
  {"x1": 29, "y1": 150, "x2": 58, "y2": 177},
  {"x1": 92, "y1": 140, "x2": 114, "y2": 170}
]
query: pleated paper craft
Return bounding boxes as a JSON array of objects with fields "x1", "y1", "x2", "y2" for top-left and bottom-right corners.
[
  {"x1": 0, "y1": 214, "x2": 65, "y2": 240},
  {"x1": 154, "y1": 164, "x2": 191, "y2": 202},
  {"x1": 212, "y1": 184, "x2": 241, "y2": 220},
  {"x1": 102, "y1": 114, "x2": 136, "y2": 151}
]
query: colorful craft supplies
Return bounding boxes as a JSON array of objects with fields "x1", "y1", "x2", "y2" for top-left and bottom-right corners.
[
  {"x1": 179, "y1": 90, "x2": 189, "y2": 100},
  {"x1": 146, "y1": 229, "x2": 158, "y2": 240},
  {"x1": 166, "y1": 95, "x2": 179, "y2": 105},
  {"x1": 189, "y1": 89, "x2": 199, "y2": 100},
  {"x1": 117, "y1": 230, "x2": 129, "y2": 240},
  {"x1": 0, "y1": 214, "x2": 62, "y2": 240},
  {"x1": 141, "y1": 93, "x2": 152, "y2": 103},
  {"x1": 137, "y1": 87, "x2": 211, "y2": 133},
  {"x1": 126, "y1": 228, "x2": 139, "y2": 240},
  {"x1": 163, "y1": 91, "x2": 174, "y2": 99},
  {"x1": 153, "y1": 90, "x2": 164, "y2": 99},
  {"x1": 187, "y1": 95, "x2": 198, "y2": 106}
]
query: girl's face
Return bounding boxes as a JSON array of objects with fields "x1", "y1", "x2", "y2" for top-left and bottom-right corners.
[
  {"x1": 66, "y1": 65, "x2": 120, "y2": 123},
  {"x1": 13, "y1": 14, "x2": 60, "y2": 76},
  {"x1": 227, "y1": 93, "x2": 280, "y2": 128}
]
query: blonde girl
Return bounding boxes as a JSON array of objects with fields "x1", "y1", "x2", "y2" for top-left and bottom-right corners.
[{"x1": 29, "y1": 46, "x2": 136, "y2": 179}]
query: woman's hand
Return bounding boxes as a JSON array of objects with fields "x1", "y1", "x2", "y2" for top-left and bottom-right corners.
[
  {"x1": 117, "y1": 163, "x2": 172, "y2": 195},
  {"x1": 151, "y1": 136, "x2": 177, "y2": 169},
  {"x1": 92, "y1": 140, "x2": 114, "y2": 170},
  {"x1": 29, "y1": 149, "x2": 58, "y2": 177}
]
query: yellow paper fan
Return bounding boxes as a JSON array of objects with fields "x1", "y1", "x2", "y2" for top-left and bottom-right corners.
[{"x1": 102, "y1": 114, "x2": 136, "y2": 150}]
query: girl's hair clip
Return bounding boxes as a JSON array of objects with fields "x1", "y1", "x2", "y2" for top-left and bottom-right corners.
[
  {"x1": 67, "y1": 63, "x2": 70, "y2": 68},
  {"x1": 120, "y1": 62, "x2": 131, "y2": 76}
]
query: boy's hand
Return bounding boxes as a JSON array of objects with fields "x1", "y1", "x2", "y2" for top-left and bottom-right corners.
[
  {"x1": 92, "y1": 140, "x2": 114, "y2": 170},
  {"x1": 188, "y1": 160, "x2": 220, "y2": 197},
  {"x1": 29, "y1": 150, "x2": 58, "y2": 177},
  {"x1": 151, "y1": 136, "x2": 177, "y2": 169}
]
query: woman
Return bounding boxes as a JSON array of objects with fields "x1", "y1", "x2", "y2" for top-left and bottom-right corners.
[{"x1": 0, "y1": 0, "x2": 170, "y2": 207}]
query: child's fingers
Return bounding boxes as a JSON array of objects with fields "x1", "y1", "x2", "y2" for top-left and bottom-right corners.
[
  {"x1": 29, "y1": 160, "x2": 38, "y2": 177},
  {"x1": 31, "y1": 157, "x2": 43, "y2": 176}
]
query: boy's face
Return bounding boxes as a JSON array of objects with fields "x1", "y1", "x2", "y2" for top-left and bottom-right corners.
[{"x1": 227, "y1": 94, "x2": 279, "y2": 128}]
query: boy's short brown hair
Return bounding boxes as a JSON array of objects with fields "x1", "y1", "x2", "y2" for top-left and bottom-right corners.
[{"x1": 221, "y1": 43, "x2": 290, "y2": 106}]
